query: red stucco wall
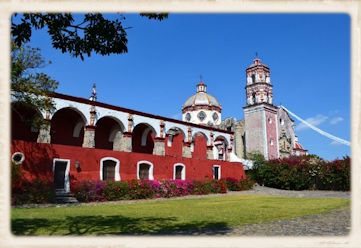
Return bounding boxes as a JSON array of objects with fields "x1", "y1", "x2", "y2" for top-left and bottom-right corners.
[{"x1": 11, "y1": 140, "x2": 246, "y2": 187}]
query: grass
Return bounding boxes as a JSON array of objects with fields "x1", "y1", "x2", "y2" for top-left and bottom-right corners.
[{"x1": 11, "y1": 194, "x2": 349, "y2": 235}]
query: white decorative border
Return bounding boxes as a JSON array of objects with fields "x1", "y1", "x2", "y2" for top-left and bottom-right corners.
[
  {"x1": 173, "y1": 163, "x2": 186, "y2": 180},
  {"x1": 52, "y1": 158, "x2": 71, "y2": 193},
  {"x1": 136, "y1": 160, "x2": 154, "y2": 180},
  {"x1": 99, "y1": 157, "x2": 120, "y2": 181}
]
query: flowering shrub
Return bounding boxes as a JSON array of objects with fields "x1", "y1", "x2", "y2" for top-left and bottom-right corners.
[
  {"x1": 71, "y1": 179, "x2": 242, "y2": 203},
  {"x1": 72, "y1": 180, "x2": 106, "y2": 202},
  {"x1": 251, "y1": 155, "x2": 350, "y2": 191}
]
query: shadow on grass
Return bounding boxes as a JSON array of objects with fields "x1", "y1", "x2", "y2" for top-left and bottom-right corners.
[{"x1": 12, "y1": 215, "x2": 231, "y2": 236}]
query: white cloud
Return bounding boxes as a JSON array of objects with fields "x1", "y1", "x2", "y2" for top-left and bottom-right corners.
[
  {"x1": 295, "y1": 114, "x2": 328, "y2": 131},
  {"x1": 329, "y1": 117, "x2": 344, "y2": 125},
  {"x1": 330, "y1": 140, "x2": 343, "y2": 146}
]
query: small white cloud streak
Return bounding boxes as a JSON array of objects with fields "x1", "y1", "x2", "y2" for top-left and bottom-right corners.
[
  {"x1": 330, "y1": 117, "x2": 344, "y2": 125},
  {"x1": 330, "y1": 140, "x2": 343, "y2": 146},
  {"x1": 295, "y1": 114, "x2": 328, "y2": 131}
]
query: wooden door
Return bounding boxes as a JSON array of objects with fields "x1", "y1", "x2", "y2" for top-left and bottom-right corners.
[
  {"x1": 139, "y1": 163, "x2": 150, "y2": 180},
  {"x1": 103, "y1": 160, "x2": 116, "y2": 181}
]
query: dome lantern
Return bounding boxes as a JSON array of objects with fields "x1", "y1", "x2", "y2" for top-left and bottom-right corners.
[{"x1": 182, "y1": 78, "x2": 222, "y2": 126}]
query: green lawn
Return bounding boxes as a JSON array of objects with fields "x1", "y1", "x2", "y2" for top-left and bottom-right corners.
[{"x1": 11, "y1": 195, "x2": 349, "y2": 235}]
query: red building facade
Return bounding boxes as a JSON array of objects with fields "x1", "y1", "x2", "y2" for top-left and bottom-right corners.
[{"x1": 11, "y1": 92, "x2": 245, "y2": 194}]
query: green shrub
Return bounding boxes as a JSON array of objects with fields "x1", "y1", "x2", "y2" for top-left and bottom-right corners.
[
  {"x1": 103, "y1": 181, "x2": 130, "y2": 201},
  {"x1": 250, "y1": 155, "x2": 350, "y2": 191},
  {"x1": 12, "y1": 178, "x2": 55, "y2": 205}
]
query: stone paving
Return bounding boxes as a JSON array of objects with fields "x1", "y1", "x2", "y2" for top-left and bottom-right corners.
[{"x1": 227, "y1": 185, "x2": 351, "y2": 236}]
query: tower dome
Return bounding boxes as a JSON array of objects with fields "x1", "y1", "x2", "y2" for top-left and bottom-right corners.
[{"x1": 182, "y1": 80, "x2": 222, "y2": 126}]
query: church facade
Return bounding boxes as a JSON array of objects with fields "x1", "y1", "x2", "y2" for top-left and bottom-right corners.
[
  {"x1": 10, "y1": 56, "x2": 306, "y2": 194},
  {"x1": 182, "y1": 56, "x2": 307, "y2": 161}
]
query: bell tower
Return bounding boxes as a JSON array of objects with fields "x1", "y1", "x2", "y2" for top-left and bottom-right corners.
[{"x1": 243, "y1": 56, "x2": 279, "y2": 160}]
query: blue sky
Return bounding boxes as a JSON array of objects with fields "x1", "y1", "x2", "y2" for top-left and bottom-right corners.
[{"x1": 23, "y1": 13, "x2": 350, "y2": 160}]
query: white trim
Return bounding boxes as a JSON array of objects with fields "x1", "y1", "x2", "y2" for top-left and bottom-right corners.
[
  {"x1": 100, "y1": 157, "x2": 121, "y2": 181},
  {"x1": 212, "y1": 165, "x2": 221, "y2": 180},
  {"x1": 173, "y1": 163, "x2": 186, "y2": 180},
  {"x1": 52, "y1": 158, "x2": 71, "y2": 193},
  {"x1": 11, "y1": 152, "x2": 25, "y2": 165},
  {"x1": 136, "y1": 160, "x2": 154, "y2": 180}
]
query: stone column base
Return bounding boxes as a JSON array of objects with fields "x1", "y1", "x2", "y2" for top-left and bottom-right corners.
[
  {"x1": 112, "y1": 131, "x2": 123, "y2": 151},
  {"x1": 119, "y1": 132, "x2": 132, "y2": 152},
  {"x1": 82, "y1": 126, "x2": 95, "y2": 148},
  {"x1": 206, "y1": 145, "x2": 214, "y2": 160},
  {"x1": 153, "y1": 137, "x2": 165, "y2": 156},
  {"x1": 37, "y1": 121, "x2": 51, "y2": 144},
  {"x1": 182, "y1": 142, "x2": 192, "y2": 158}
]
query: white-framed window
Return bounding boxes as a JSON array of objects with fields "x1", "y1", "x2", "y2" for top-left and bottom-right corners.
[
  {"x1": 212, "y1": 165, "x2": 221, "y2": 180},
  {"x1": 53, "y1": 158, "x2": 71, "y2": 193},
  {"x1": 100, "y1": 157, "x2": 120, "y2": 181},
  {"x1": 173, "y1": 163, "x2": 186, "y2": 180},
  {"x1": 137, "y1": 160, "x2": 154, "y2": 180}
]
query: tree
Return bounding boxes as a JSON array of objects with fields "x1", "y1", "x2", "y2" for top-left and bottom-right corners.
[
  {"x1": 11, "y1": 42, "x2": 58, "y2": 125},
  {"x1": 11, "y1": 13, "x2": 168, "y2": 60}
]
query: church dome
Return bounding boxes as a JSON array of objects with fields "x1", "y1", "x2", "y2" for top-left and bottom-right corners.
[
  {"x1": 182, "y1": 82, "x2": 221, "y2": 109},
  {"x1": 182, "y1": 80, "x2": 222, "y2": 126}
]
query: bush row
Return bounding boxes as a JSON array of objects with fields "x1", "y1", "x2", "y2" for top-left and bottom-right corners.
[
  {"x1": 248, "y1": 155, "x2": 350, "y2": 191},
  {"x1": 71, "y1": 178, "x2": 255, "y2": 203},
  {"x1": 12, "y1": 178, "x2": 55, "y2": 205}
]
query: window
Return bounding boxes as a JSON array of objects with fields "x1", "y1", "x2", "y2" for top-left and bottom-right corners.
[
  {"x1": 173, "y1": 164, "x2": 185, "y2": 180},
  {"x1": 100, "y1": 157, "x2": 120, "y2": 181},
  {"x1": 103, "y1": 161, "x2": 116, "y2": 180},
  {"x1": 280, "y1": 118, "x2": 285, "y2": 126},
  {"x1": 251, "y1": 74, "x2": 256, "y2": 83},
  {"x1": 185, "y1": 113, "x2": 191, "y2": 121},
  {"x1": 137, "y1": 161, "x2": 154, "y2": 180},
  {"x1": 213, "y1": 165, "x2": 221, "y2": 180},
  {"x1": 197, "y1": 111, "x2": 206, "y2": 121},
  {"x1": 212, "y1": 112, "x2": 219, "y2": 121}
]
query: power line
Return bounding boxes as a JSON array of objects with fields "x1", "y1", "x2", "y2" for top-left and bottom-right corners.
[{"x1": 280, "y1": 105, "x2": 350, "y2": 146}]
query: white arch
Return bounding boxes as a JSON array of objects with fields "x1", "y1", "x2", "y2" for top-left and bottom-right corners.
[
  {"x1": 214, "y1": 135, "x2": 229, "y2": 146},
  {"x1": 136, "y1": 160, "x2": 154, "y2": 180},
  {"x1": 192, "y1": 131, "x2": 209, "y2": 142},
  {"x1": 52, "y1": 106, "x2": 87, "y2": 125},
  {"x1": 52, "y1": 97, "x2": 90, "y2": 124},
  {"x1": 95, "y1": 115, "x2": 126, "y2": 132},
  {"x1": 132, "y1": 116, "x2": 160, "y2": 136},
  {"x1": 100, "y1": 157, "x2": 120, "y2": 181},
  {"x1": 173, "y1": 163, "x2": 186, "y2": 180},
  {"x1": 166, "y1": 127, "x2": 187, "y2": 146}
]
